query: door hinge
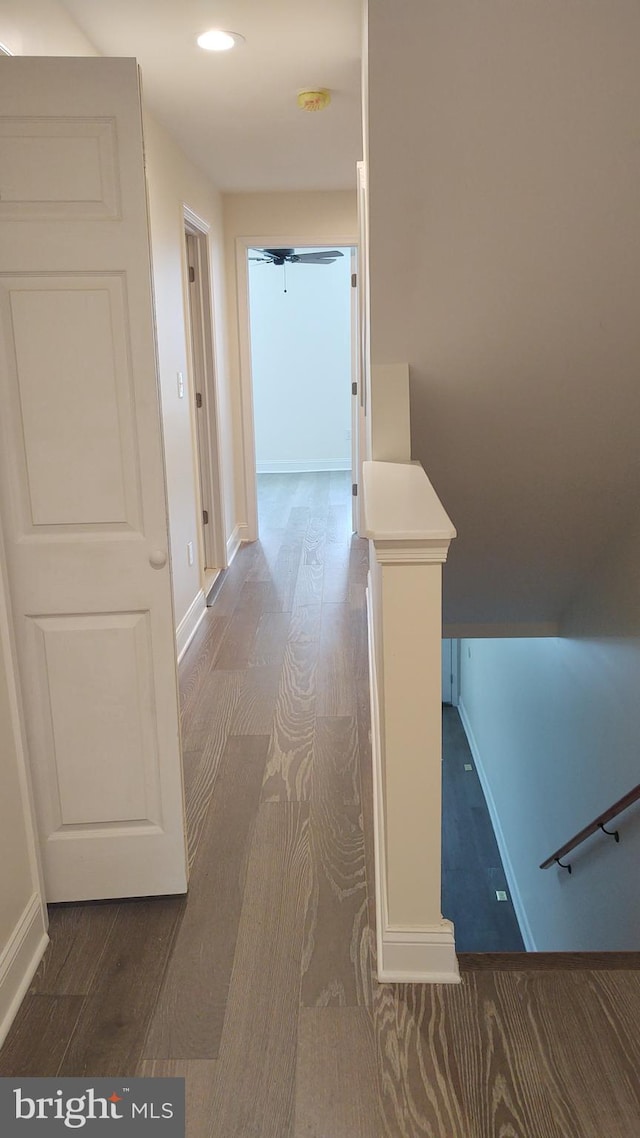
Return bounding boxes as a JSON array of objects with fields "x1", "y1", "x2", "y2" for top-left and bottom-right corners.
[
  {"x1": 352, "y1": 381, "x2": 357, "y2": 396},
  {"x1": 189, "y1": 265, "x2": 195, "y2": 284},
  {"x1": 352, "y1": 483, "x2": 358, "y2": 497},
  {"x1": 202, "y1": 509, "x2": 209, "y2": 525},
  {"x1": 196, "y1": 392, "x2": 203, "y2": 408},
  {"x1": 351, "y1": 272, "x2": 357, "y2": 288}
]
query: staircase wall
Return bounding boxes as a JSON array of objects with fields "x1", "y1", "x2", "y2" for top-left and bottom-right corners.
[
  {"x1": 367, "y1": 0, "x2": 640, "y2": 630},
  {"x1": 458, "y1": 519, "x2": 640, "y2": 951}
]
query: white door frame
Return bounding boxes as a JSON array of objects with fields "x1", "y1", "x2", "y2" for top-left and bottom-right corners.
[
  {"x1": 183, "y1": 205, "x2": 227, "y2": 580},
  {"x1": 356, "y1": 162, "x2": 372, "y2": 490},
  {"x1": 350, "y1": 246, "x2": 364, "y2": 533},
  {"x1": 235, "y1": 233, "x2": 358, "y2": 540}
]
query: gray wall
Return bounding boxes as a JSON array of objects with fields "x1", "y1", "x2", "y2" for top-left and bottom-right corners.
[{"x1": 368, "y1": 0, "x2": 640, "y2": 631}]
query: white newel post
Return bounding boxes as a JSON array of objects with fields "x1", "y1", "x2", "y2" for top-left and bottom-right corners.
[{"x1": 363, "y1": 461, "x2": 459, "y2": 983}]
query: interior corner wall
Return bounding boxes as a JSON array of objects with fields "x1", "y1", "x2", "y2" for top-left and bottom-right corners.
[
  {"x1": 248, "y1": 252, "x2": 352, "y2": 472},
  {"x1": 458, "y1": 522, "x2": 640, "y2": 951},
  {"x1": 223, "y1": 192, "x2": 358, "y2": 518},
  {"x1": 0, "y1": 0, "x2": 99, "y2": 54}
]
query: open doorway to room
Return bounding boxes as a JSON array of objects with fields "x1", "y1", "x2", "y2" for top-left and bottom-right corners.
[
  {"x1": 248, "y1": 244, "x2": 356, "y2": 533},
  {"x1": 237, "y1": 240, "x2": 358, "y2": 539},
  {"x1": 183, "y1": 208, "x2": 226, "y2": 596}
]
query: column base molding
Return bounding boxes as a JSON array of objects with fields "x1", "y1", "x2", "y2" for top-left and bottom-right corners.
[{"x1": 378, "y1": 922, "x2": 460, "y2": 984}]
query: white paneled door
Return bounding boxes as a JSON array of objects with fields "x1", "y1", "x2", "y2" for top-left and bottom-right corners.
[{"x1": 0, "y1": 58, "x2": 188, "y2": 901}]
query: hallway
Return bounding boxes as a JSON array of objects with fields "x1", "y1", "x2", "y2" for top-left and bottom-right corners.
[{"x1": 1, "y1": 472, "x2": 639, "y2": 1137}]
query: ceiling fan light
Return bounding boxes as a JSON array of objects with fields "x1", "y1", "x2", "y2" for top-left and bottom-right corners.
[{"x1": 197, "y1": 29, "x2": 244, "y2": 52}]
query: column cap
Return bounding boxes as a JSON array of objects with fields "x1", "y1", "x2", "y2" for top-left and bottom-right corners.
[{"x1": 362, "y1": 461, "x2": 456, "y2": 560}]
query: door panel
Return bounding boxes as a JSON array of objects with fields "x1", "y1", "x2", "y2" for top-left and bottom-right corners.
[
  {"x1": 0, "y1": 58, "x2": 188, "y2": 901},
  {"x1": 5, "y1": 276, "x2": 141, "y2": 527},
  {"x1": 0, "y1": 115, "x2": 120, "y2": 220},
  {"x1": 30, "y1": 612, "x2": 160, "y2": 828}
]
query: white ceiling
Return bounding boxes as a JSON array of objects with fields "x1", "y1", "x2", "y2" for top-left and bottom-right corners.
[{"x1": 62, "y1": 0, "x2": 363, "y2": 192}]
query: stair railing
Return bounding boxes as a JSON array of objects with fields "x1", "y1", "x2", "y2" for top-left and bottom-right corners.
[{"x1": 540, "y1": 783, "x2": 640, "y2": 874}]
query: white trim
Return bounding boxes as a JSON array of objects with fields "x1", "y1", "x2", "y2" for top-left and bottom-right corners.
[
  {"x1": 366, "y1": 581, "x2": 460, "y2": 983},
  {"x1": 373, "y1": 541, "x2": 454, "y2": 565},
  {"x1": 0, "y1": 518, "x2": 47, "y2": 901},
  {"x1": 378, "y1": 923, "x2": 459, "y2": 983},
  {"x1": 0, "y1": 42, "x2": 14, "y2": 56},
  {"x1": 183, "y1": 204, "x2": 211, "y2": 234},
  {"x1": 451, "y1": 638, "x2": 460, "y2": 707},
  {"x1": 362, "y1": 461, "x2": 456, "y2": 545},
  {"x1": 235, "y1": 233, "x2": 358, "y2": 544},
  {"x1": 366, "y1": 581, "x2": 386, "y2": 976},
  {"x1": 444, "y1": 622, "x2": 559, "y2": 639},
  {"x1": 0, "y1": 893, "x2": 48, "y2": 1049},
  {"x1": 175, "y1": 589, "x2": 206, "y2": 663},
  {"x1": 458, "y1": 698, "x2": 537, "y2": 951},
  {"x1": 226, "y1": 523, "x2": 249, "y2": 566},
  {"x1": 257, "y1": 459, "x2": 350, "y2": 474},
  {"x1": 182, "y1": 204, "x2": 227, "y2": 572}
]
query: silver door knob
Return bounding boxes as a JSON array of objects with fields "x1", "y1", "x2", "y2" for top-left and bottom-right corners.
[{"x1": 149, "y1": 550, "x2": 167, "y2": 569}]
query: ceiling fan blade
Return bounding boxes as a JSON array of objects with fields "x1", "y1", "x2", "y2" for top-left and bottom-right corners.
[{"x1": 294, "y1": 250, "x2": 345, "y2": 263}]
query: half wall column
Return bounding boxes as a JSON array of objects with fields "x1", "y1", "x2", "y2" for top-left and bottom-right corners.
[{"x1": 363, "y1": 460, "x2": 459, "y2": 982}]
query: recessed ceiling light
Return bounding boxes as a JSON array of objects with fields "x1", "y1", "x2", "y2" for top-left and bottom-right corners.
[{"x1": 196, "y1": 29, "x2": 244, "y2": 52}]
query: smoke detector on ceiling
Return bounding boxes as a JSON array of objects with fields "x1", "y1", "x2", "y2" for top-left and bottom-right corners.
[{"x1": 297, "y1": 89, "x2": 331, "y2": 112}]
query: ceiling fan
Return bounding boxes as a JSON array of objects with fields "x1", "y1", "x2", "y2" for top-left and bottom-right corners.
[{"x1": 249, "y1": 247, "x2": 344, "y2": 266}]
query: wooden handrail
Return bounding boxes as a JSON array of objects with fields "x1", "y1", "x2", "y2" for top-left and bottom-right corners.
[{"x1": 540, "y1": 783, "x2": 640, "y2": 871}]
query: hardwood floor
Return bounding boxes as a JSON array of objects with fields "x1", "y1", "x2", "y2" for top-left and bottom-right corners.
[{"x1": 2, "y1": 471, "x2": 640, "y2": 1137}]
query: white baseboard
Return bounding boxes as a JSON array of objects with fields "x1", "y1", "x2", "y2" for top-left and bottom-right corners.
[
  {"x1": 379, "y1": 922, "x2": 460, "y2": 983},
  {"x1": 226, "y1": 523, "x2": 250, "y2": 566},
  {"x1": 458, "y1": 698, "x2": 537, "y2": 952},
  {"x1": 256, "y1": 460, "x2": 350, "y2": 474},
  {"x1": 0, "y1": 893, "x2": 48, "y2": 1049},
  {"x1": 176, "y1": 589, "x2": 206, "y2": 664},
  {"x1": 366, "y1": 581, "x2": 460, "y2": 984}
]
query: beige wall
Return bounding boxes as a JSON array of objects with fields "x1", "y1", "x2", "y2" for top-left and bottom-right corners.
[
  {"x1": 367, "y1": 0, "x2": 640, "y2": 631},
  {"x1": 0, "y1": 0, "x2": 98, "y2": 54},
  {"x1": 223, "y1": 191, "x2": 357, "y2": 525},
  {"x1": 144, "y1": 115, "x2": 236, "y2": 624}
]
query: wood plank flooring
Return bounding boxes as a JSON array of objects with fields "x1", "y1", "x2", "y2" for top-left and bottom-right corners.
[{"x1": 2, "y1": 472, "x2": 640, "y2": 1137}]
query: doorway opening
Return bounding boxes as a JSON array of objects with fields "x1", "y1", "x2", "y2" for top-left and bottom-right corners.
[
  {"x1": 183, "y1": 207, "x2": 226, "y2": 593},
  {"x1": 236, "y1": 237, "x2": 359, "y2": 540}
]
